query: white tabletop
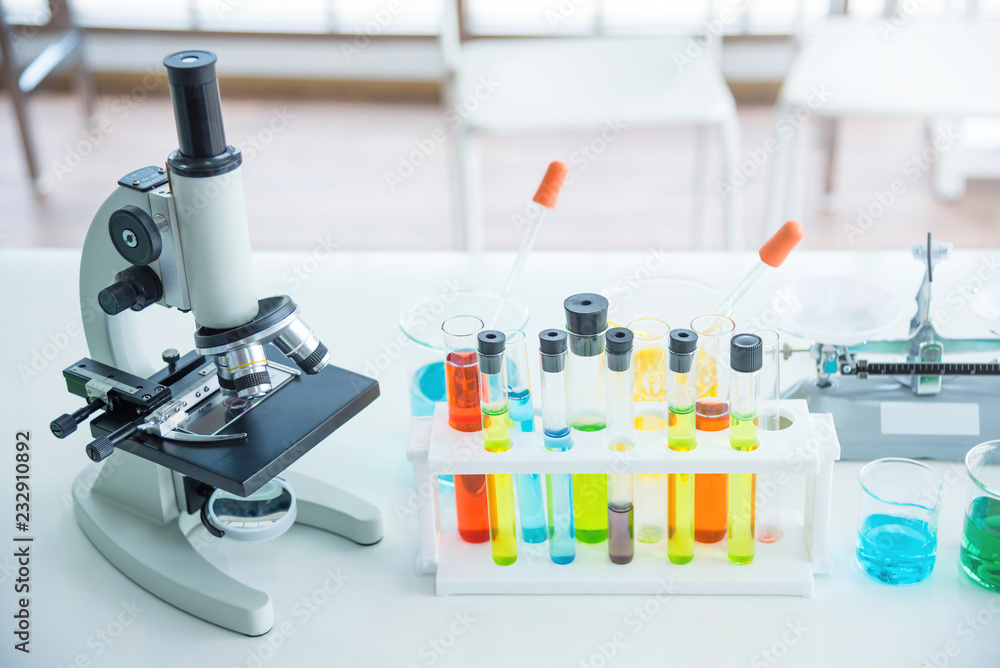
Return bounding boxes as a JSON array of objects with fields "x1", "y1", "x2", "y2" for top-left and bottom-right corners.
[{"x1": 2, "y1": 248, "x2": 999, "y2": 668}]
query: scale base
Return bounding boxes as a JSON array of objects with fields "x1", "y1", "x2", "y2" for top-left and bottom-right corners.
[
  {"x1": 73, "y1": 455, "x2": 381, "y2": 636},
  {"x1": 784, "y1": 375, "x2": 994, "y2": 460}
]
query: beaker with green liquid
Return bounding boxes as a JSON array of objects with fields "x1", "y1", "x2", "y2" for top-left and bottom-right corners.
[{"x1": 961, "y1": 441, "x2": 1000, "y2": 592}]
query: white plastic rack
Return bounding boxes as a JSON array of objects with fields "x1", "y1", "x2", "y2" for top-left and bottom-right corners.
[{"x1": 407, "y1": 399, "x2": 840, "y2": 596}]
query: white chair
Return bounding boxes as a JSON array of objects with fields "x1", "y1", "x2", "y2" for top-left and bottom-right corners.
[
  {"x1": 766, "y1": 10, "x2": 1000, "y2": 233},
  {"x1": 442, "y1": 4, "x2": 743, "y2": 251}
]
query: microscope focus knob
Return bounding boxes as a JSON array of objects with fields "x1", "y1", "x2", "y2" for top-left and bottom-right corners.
[
  {"x1": 109, "y1": 205, "x2": 162, "y2": 266},
  {"x1": 98, "y1": 266, "x2": 163, "y2": 316},
  {"x1": 86, "y1": 436, "x2": 115, "y2": 462},
  {"x1": 50, "y1": 413, "x2": 79, "y2": 439}
]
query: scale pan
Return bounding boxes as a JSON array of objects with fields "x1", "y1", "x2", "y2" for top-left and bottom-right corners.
[{"x1": 772, "y1": 275, "x2": 904, "y2": 346}]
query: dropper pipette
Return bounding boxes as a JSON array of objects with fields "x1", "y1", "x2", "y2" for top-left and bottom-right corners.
[
  {"x1": 714, "y1": 220, "x2": 805, "y2": 318},
  {"x1": 489, "y1": 161, "x2": 569, "y2": 328}
]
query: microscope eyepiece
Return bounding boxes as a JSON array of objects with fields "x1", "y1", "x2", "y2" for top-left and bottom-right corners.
[{"x1": 163, "y1": 50, "x2": 229, "y2": 162}]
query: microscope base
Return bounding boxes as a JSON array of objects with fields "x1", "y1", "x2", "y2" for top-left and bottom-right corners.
[{"x1": 73, "y1": 457, "x2": 382, "y2": 636}]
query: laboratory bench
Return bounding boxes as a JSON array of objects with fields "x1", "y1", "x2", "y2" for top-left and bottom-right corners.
[{"x1": 3, "y1": 248, "x2": 999, "y2": 668}]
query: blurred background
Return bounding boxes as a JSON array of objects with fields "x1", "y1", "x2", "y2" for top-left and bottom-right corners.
[{"x1": 1, "y1": 0, "x2": 998, "y2": 252}]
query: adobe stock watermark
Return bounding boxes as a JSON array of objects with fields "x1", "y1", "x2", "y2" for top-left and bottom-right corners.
[
  {"x1": 232, "y1": 569, "x2": 350, "y2": 668},
  {"x1": 750, "y1": 620, "x2": 808, "y2": 667},
  {"x1": 43, "y1": 66, "x2": 164, "y2": 189},
  {"x1": 718, "y1": 85, "x2": 834, "y2": 200},
  {"x1": 56, "y1": 600, "x2": 144, "y2": 668},
  {"x1": 384, "y1": 76, "x2": 502, "y2": 192},
  {"x1": 878, "y1": 0, "x2": 932, "y2": 41},
  {"x1": 578, "y1": 579, "x2": 681, "y2": 667},
  {"x1": 340, "y1": 0, "x2": 407, "y2": 63},
  {"x1": 673, "y1": 0, "x2": 751, "y2": 72},
  {"x1": 361, "y1": 277, "x2": 465, "y2": 381},
  {"x1": 924, "y1": 593, "x2": 1000, "y2": 667},
  {"x1": 406, "y1": 611, "x2": 476, "y2": 668},
  {"x1": 843, "y1": 124, "x2": 958, "y2": 243},
  {"x1": 281, "y1": 234, "x2": 340, "y2": 290}
]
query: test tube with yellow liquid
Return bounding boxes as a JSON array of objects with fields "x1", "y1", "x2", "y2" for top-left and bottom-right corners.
[
  {"x1": 565, "y1": 294, "x2": 609, "y2": 544},
  {"x1": 629, "y1": 318, "x2": 669, "y2": 545},
  {"x1": 728, "y1": 334, "x2": 763, "y2": 565},
  {"x1": 667, "y1": 329, "x2": 698, "y2": 565},
  {"x1": 478, "y1": 330, "x2": 517, "y2": 566}
]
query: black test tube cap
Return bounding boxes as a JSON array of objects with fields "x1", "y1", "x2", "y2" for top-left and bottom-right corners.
[
  {"x1": 669, "y1": 328, "x2": 698, "y2": 374},
  {"x1": 564, "y1": 293, "x2": 609, "y2": 335},
  {"x1": 539, "y1": 329, "x2": 567, "y2": 373},
  {"x1": 730, "y1": 333, "x2": 763, "y2": 373},
  {"x1": 606, "y1": 327, "x2": 633, "y2": 372},
  {"x1": 163, "y1": 51, "x2": 227, "y2": 159},
  {"x1": 478, "y1": 330, "x2": 505, "y2": 374}
]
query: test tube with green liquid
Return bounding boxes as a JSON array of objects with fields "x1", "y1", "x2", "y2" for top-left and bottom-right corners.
[
  {"x1": 564, "y1": 294, "x2": 609, "y2": 544},
  {"x1": 478, "y1": 330, "x2": 517, "y2": 566},
  {"x1": 728, "y1": 334, "x2": 763, "y2": 565},
  {"x1": 667, "y1": 329, "x2": 698, "y2": 565}
]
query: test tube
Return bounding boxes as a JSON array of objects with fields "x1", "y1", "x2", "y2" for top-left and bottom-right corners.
[
  {"x1": 629, "y1": 318, "x2": 669, "y2": 545},
  {"x1": 565, "y1": 293, "x2": 609, "y2": 544},
  {"x1": 690, "y1": 314, "x2": 736, "y2": 544},
  {"x1": 478, "y1": 330, "x2": 517, "y2": 566},
  {"x1": 755, "y1": 329, "x2": 784, "y2": 544},
  {"x1": 540, "y1": 329, "x2": 575, "y2": 565},
  {"x1": 506, "y1": 330, "x2": 546, "y2": 544},
  {"x1": 728, "y1": 333, "x2": 763, "y2": 565},
  {"x1": 443, "y1": 315, "x2": 489, "y2": 544},
  {"x1": 606, "y1": 327, "x2": 635, "y2": 565},
  {"x1": 667, "y1": 329, "x2": 698, "y2": 565}
]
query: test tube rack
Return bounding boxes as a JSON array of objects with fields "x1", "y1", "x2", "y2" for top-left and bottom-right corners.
[{"x1": 407, "y1": 399, "x2": 840, "y2": 597}]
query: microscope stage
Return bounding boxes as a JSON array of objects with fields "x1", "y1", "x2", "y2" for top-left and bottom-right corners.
[{"x1": 90, "y1": 350, "x2": 379, "y2": 497}]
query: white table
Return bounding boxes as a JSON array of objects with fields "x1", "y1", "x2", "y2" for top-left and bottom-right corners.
[{"x1": 2, "y1": 249, "x2": 999, "y2": 668}]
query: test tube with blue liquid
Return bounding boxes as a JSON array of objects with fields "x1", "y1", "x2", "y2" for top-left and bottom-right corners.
[
  {"x1": 506, "y1": 330, "x2": 546, "y2": 544},
  {"x1": 606, "y1": 327, "x2": 635, "y2": 565},
  {"x1": 540, "y1": 329, "x2": 575, "y2": 564},
  {"x1": 478, "y1": 330, "x2": 517, "y2": 565}
]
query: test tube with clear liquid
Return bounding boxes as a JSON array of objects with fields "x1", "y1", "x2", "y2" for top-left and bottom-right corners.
[
  {"x1": 565, "y1": 294, "x2": 609, "y2": 544},
  {"x1": 667, "y1": 329, "x2": 699, "y2": 565},
  {"x1": 478, "y1": 330, "x2": 517, "y2": 566},
  {"x1": 690, "y1": 314, "x2": 735, "y2": 544},
  {"x1": 754, "y1": 330, "x2": 784, "y2": 544},
  {"x1": 540, "y1": 329, "x2": 575, "y2": 564},
  {"x1": 505, "y1": 329, "x2": 547, "y2": 544},
  {"x1": 443, "y1": 315, "x2": 489, "y2": 544},
  {"x1": 629, "y1": 318, "x2": 669, "y2": 545},
  {"x1": 728, "y1": 333, "x2": 763, "y2": 565},
  {"x1": 606, "y1": 327, "x2": 635, "y2": 565}
]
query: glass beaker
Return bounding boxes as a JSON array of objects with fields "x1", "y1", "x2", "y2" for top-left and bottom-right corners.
[
  {"x1": 961, "y1": 441, "x2": 1000, "y2": 592},
  {"x1": 629, "y1": 318, "x2": 669, "y2": 545},
  {"x1": 856, "y1": 458, "x2": 943, "y2": 585},
  {"x1": 690, "y1": 314, "x2": 735, "y2": 544}
]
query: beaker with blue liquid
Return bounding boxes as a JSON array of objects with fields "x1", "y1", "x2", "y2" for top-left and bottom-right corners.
[{"x1": 856, "y1": 458, "x2": 943, "y2": 585}]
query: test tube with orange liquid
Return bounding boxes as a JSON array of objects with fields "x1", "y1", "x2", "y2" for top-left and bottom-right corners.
[
  {"x1": 690, "y1": 314, "x2": 736, "y2": 544},
  {"x1": 443, "y1": 315, "x2": 489, "y2": 543}
]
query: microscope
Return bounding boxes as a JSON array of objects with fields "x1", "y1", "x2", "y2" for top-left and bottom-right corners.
[{"x1": 49, "y1": 51, "x2": 380, "y2": 636}]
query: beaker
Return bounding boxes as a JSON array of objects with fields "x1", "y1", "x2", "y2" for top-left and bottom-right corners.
[
  {"x1": 961, "y1": 441, "x2": 1000, "y2": 592},
  {"x1": 857, "y1": 458, "x2": 943, "y2": 585}
]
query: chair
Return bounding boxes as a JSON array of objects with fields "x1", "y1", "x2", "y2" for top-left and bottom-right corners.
[
  {"x1": 442, "y1": 2, "x2": 744, "y2": 251},
  {"x1": 0, "y1": 0, "x2": 97, "y2": 192},
  {"x1": 765, "y1": 5, "x2": 1000, "y2": 232}
]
